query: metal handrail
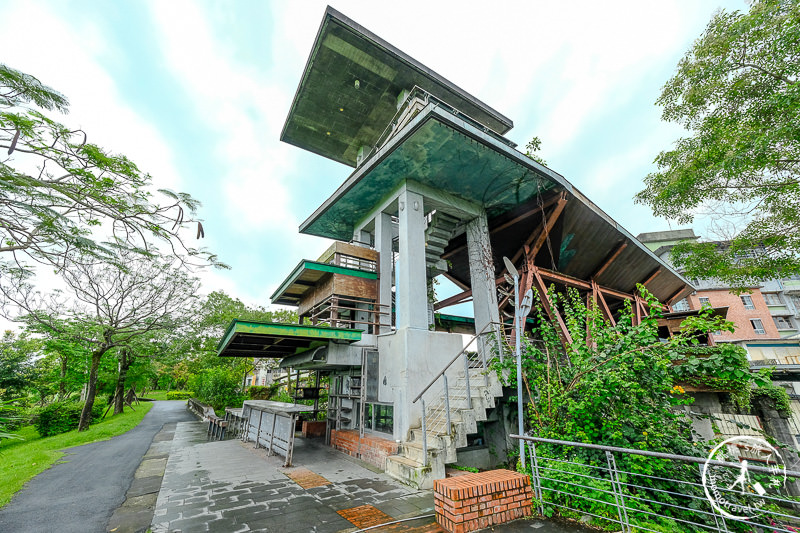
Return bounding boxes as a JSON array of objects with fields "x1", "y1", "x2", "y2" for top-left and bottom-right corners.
[
  {"x1": 412, "y1": 320, "x2": 502, "y2": 404},
  {"x1": 511, "y1": 435, "x2": 800, "y2": 480},
  {"x1": 513, "y1": 434, "x2": 800, "y2": 533}
]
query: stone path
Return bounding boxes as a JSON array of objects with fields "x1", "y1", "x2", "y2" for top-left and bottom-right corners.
[
  {"x1": 152, "y1": 422, "x2": 438, "y2": 532},
  {"x1": 151, "y1": 420, "x2": 594, "y2": 532}
]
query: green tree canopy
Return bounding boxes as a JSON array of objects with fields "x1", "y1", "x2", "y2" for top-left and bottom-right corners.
[
  {"x1": 636, "y1": 0, "x2": 800, "y2": 286},
  {"x1": 0, "y1": 64, "x2": 224, "y2": 274}
]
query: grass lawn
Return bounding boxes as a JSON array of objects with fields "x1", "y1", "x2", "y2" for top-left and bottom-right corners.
[{"x1": 0, "y1": 402, "x2": 153, "y2": 509}]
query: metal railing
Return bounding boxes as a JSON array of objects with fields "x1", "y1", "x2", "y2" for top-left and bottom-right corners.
[
  {"x1": 512, "y1": 434, "x2": 800, "y2": 533},
  {"x1": 411, "y1": 321, "x2": 505, "y2": 464}
]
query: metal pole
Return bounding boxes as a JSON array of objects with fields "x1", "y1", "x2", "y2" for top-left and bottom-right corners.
[
  {"x1": 443, "y1": 375, "x2": 451, "y2": 433},
  {"x1": 421, "y1": 399, "x2": 428, "y2": 465},
  {"x1": 463, "y1": 353, "x2": 472, "y2": 409},
  {"x1": 515, "y1": 274, "x2": 525, "y2": 470}
]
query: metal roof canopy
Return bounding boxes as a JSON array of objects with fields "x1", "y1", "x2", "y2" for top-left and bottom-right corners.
[
  {"x1": 217, "y1": 319, "x2": 362, "y2": 358},
  {"x1": 270, "y1": 259, "x2": 377, "y2": 306},
  {"x1": 280, "y1": 6, "x2": 513, "y2": 167},
  {"x1": 298, "y1": 102, "x2": 693, "y2": 304}
]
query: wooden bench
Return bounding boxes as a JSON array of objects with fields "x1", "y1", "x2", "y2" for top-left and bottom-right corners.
[{"x1": 434, "y1": 469, "x2": 532, "y2": 532}]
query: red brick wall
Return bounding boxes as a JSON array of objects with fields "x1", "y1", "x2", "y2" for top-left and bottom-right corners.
[
  {"x1": 330, "y1": 429, "x2": 398, "y2": 469},
  {"x1": 302, "y1": 421, "x2": 326, "y2": 438},
  {"x1": 687, "y1": 288, "x2": 780, "y2": 342},
  {"x1": 434, "y1": 469, "x2": 532, "y2": 533}
]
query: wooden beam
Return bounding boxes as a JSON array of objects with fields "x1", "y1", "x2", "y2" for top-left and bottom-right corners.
[
  {"x1": 442, "y1": 194, "x2": 564, "y2": 259},
  {"x1": 443, "y1": 272, "x2": 469, "y2": 291},
  {"x1": 666, "y1": 287, "x2": 688, "y2": 306},
  {"x1": 591, "y1": 241, "x2": 627, "y2": 280},
  {"x1": 593, "y1": 281, "x2": 616, "y2": 326},
  {"x1": 510, "y1": 192, "x2": 568, "y2": 266},
  {"x1": 434, "y1": 289, "x2": 472, "y2": 311},
  {"x1": 641, "y1": 268, "x2": 662, "y2": 287},
  {"x1": 531, "y1": 266, "x2": 574, "y2": 348}
]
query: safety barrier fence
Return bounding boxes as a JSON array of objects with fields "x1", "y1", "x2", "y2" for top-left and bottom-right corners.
[{"x1": 511, "y1": 434, "x2": 800, "y2": 533}]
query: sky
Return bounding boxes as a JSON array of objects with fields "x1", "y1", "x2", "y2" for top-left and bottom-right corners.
[{"x1": 0, "y1": 0, "x2": 748, "y2": 319}]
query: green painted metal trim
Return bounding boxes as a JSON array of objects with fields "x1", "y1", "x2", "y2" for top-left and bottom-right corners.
[
  {"x1": 270, "y1": 259, "x2": 378, "y2": 303},
  {"x1": 216, "y1": 319, "x2": 362, "y2": 355},
  {"x1": 744, "y1": 342, "x2": 800, "y2": 348}
]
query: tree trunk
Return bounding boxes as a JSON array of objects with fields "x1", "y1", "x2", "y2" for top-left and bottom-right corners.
[
  {"x1": 78, "y1": 349, "x2": 105, "y2": 431},
  {"x1": 59, "y1": 355, "x2": 68, "y2": 398},
  {"x1": 113, "y1": 349, "x2": 132, "y2": 415}
]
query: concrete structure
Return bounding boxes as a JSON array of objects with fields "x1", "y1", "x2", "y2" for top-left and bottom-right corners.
[{"x1": 218, "y1": 7, "x2": 692, "y2": 489}]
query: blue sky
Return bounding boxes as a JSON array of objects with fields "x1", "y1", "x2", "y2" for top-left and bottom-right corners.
[{"x1": 0, "y1": 0, "x2": 746, "y2": 314}]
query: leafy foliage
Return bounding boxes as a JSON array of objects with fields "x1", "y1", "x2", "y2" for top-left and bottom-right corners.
[
  {"x1": 0, "y1": 64, "x2": 224, "y2": 273},
  {"x1": 0, "y1": 330, "x2": 39, "y2": 400},
  {"x1": 635, "y1": 0, "x2": 800, "y2": 286},
  {"x1": 165, "y1": 390, "x2": 192, "y2": 400},
  {"x1": 190, "y1": 367, "x2": 244, "y2": 414},
  {"x1": 494, "y1": 285, "x2": 764, "y2": 530},
  {"x1": 34, "y1": 398, "x2": 105, "y2": 437},
  {"x1": 751, "y1": 384, "x2": 792, "y2": 415},
  {"x1": 669, "y1": 343, "x2": 770, "y2": 409}
]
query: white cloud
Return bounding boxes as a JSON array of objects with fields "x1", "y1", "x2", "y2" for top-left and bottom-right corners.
[
  {"x1": 0, "y1": 2, "x2": 184, "y2": 192},
  {"x1": 144, "y1": 0, "x2": 300, "y2": 230}
]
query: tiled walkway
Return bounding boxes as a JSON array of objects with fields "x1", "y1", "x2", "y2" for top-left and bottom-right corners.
[
  {"x1": 151, "y1": 421, "x2": 593, "y2": 532},
  {"x1": 151, "y1": 422, "x2": 440, "y2": 533}
]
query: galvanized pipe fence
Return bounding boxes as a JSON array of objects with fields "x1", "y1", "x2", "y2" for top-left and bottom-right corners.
[{"x1": 511, "y1": 434, "x2": 800, "y2": 533}]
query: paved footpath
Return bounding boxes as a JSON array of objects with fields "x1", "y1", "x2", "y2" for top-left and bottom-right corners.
[
  {"x1": 152, "y1": 421, "x2": 592, "y2": 533},
  {"x1": 0, "y1": 401, "x2": 195, "y2": 533}
]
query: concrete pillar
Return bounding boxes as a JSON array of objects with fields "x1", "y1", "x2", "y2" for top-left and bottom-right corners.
[
  {"x1": 397, "y1": 189, "x2": 428, "y2": 330},
  {"x1": 466, "y1": 212, "x2": 500, "y2": 333},
  {"x1": 375, "y1": 212, "x2": 394, "y2": 334}
]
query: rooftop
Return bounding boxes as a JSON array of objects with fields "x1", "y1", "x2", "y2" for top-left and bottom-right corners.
[{"x1": 280, "y1": 6, "x2": 513, "y2": 167}]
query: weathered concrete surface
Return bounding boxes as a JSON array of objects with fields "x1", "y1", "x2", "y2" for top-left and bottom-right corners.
[{"x1": 0, "y1": 401, "x2": 194, "y2": 533}]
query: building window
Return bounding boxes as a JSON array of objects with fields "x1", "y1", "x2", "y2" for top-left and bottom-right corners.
[
  {"x1": 764, "y1": 293, "x2": 783, "y2": 306},
  {"x1": 673, "y1": 298, "x2": 689, "y2": 312},
  {"x1": 359, "y1": 403, "x2": 393, "y2": 435},
  {"x1": 750, "y1": 319, "x2": 766, "y2": 335},
  {"x1": 774, "y1": 316, "x2": 794, "y2": 330},
  {"x1": 740, "y1": 295, "x2": 755, "y2": 310},
  {"x1": 698, "y1": 297, "x2": 711, "y2": 308}
]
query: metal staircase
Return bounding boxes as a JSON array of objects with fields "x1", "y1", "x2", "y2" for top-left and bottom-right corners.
[{"x1": 385, "y1": 323, "x2": 506, "y2": 489}]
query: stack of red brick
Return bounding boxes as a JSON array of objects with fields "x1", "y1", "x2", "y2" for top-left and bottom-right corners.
[
  {"x1": 330, "y1": 429, "x2": 398, "y2": 469},
  {"x1": 434, "y1": 469, "x2": 533, "y2": 532}
]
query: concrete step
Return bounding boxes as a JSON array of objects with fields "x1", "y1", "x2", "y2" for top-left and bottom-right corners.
[{"x1": 385, "y1": 454, "x2": 444, "y2": 490}]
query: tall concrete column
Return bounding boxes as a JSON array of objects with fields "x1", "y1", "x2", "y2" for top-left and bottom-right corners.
[
  {"x1": 374, "y1": 212, "x2": 394, "y2": 334},
  {"x1": 397, "y1": 189, "x2": 428, "y2": 330},
  {"x1": 466, "y1": 212, "x2": 500, "y2": 333}
]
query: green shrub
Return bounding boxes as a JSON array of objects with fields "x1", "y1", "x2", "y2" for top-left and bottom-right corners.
[
  {"x1": 34, "y1": 399, "x2": 106, "y2": 437},
  {"x1": 165, "y1": 390, "x2": 192, "y2": 400},
  {"x1": 247, "y1": 384, "x2": 281, "y2": 400},
  {"x1": 190, "y1": 367, "x2": 244, "y2": 413}
]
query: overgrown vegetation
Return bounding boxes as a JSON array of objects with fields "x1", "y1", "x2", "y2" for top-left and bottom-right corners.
[{"x1": 493, "y1": 285, "x2": 772, "y2": 531}]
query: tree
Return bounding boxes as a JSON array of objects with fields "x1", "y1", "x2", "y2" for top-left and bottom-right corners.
[
  {"x1": 0, "y1": 64, "x2": 223, "y2": 275},
  {"x1": 635, "y1": 0, "x2": 800, "y2": 286},
  {"x1": 6, "y1": 252, "x2": 198, "y2": 430},
  {"x1": 0, "y1": 330, "x2": 40, "y2": 400}
]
